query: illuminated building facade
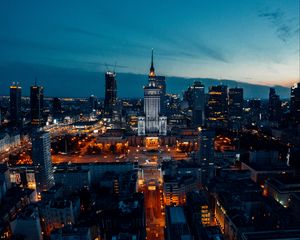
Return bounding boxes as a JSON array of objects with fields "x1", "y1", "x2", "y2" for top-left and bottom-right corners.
[
  {"x1": 9, "y1": 83, "x2": 22, "y2": 126},
  {"x1": 138, "y1": 50, "x2": 167, "y2": 135},
  {"x1": 207, "y1": 85, "x2": 228, "y2": 128},
  {"x1": 291, "y1": 82, "x2": 300, "y2": 124},
  {"x1": 30, "y1": 83, "x2": 44, "y2": 126},
  {"x1": 32, "y1": 130, "x2": 55, "y2": 193},
  {"x1": 104, "y1": 71, "x2": 117, "y2": 116},
  {"x1": 228, "y1": 87, "x2": 243, "y2": 130}
]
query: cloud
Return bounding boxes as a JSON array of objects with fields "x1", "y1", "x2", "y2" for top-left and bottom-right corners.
[{"x1": 258, "y1": 9, "x2": 299, "y2": 42}]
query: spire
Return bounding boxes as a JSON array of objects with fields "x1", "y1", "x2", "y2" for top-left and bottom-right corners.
[{"x1": 149, "y1": 49, "x2": 155, "y2": 77}]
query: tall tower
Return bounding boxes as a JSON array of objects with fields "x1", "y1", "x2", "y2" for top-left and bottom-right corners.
[
  {"x1": 30, "y1": 81, "x2": 44, "y2": 126},
  {"x1": 268, "y1": 88, "x2": 281, "y2": 123},
  {"x1": 9, "y1": 83, "x2": 22, "y2": 126},
  {"x1": 32, "y1": 130, "x2": 55, "y2": 193},
  {"x1": 207, "y1": 85, "x2": 228, "y2": 128},
  {"x1": 228, "y1": 88, "x2": 244, "y2": 130},
  {"x1": 197, "y1": 129, "x2": 215, "y2": 184},
  {"x1": 104, "y1": 71, "x2": 117, "y2": 117},
  {"x1": 191, "y1": 81, "x2": 205, "y2": 127},
  {"x1": 144, "y1": 50, "x2": 161, "y2": 133}
]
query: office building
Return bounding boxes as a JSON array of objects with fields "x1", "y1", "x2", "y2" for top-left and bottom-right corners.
[
  {"x1": 9, "y1": 83, "x2": 22, "y2": 126},
  {"x1": 207, "y1": 85, "x2": 228, "y2": 128},
  {"x1": 88, "y1": 95, "x2": 97, "y2": 112},
  {"x1": 228, "y1": 88, "x2": 244, "y2": 130},
  {"x1": 268, "y1": 88, "x2": 281, "y2": 122},
  {"x1": 291, "y1": 83, "x2": 300, "y2": 124},
  {"x1": 52, "y1": 97, "x2": 62, "y2": 119},
  {"x1": 31, "y1": 130, "x2": 55, "y2": 193},
  {"x1": 197, "y1": 129, "x2": 215, "y2": 184},
  {"x1": 192, "y1": 82, "x2": 205, "y2": 126},
  {"x1": 30, "y1": 83, "x2": 44, "y2": 126},
  {"x1": 104, "y1": 71, "x2": 117, "y2": 116}
]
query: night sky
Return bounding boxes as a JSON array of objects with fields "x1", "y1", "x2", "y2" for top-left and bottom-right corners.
[{"x1": 0, "y1": 0, "x2": 299, "y2": 97}]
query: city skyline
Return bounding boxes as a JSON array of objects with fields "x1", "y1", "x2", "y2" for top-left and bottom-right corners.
[
  {"x1": 0, "y1": 0, "x2": 299, "y2": 94},
  {"x1": 1, "y1": 2, "x2": 300, "y2": 240}
]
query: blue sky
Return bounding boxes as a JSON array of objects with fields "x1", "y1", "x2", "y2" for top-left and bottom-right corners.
[{"x1": 0, "y1": 0, "x2": 299, "y2": 89}]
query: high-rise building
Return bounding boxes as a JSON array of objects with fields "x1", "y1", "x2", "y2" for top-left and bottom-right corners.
[
  {"x1": 190, "y1": 81, "x2": 205, "y2": 127},
  {"x1": 141, "y1": 50, "x2": 167, "y2": 135},
  {"x1": 207, "y1": 85, "x2": 228, "y2": 128},
  {"x1": 89, "y1": 95, "x2": 97, "y2": 112},
  {"x1": 247, "y1": 99, "x2": 262, "y2": 125},
  {"x1": 197, "y1": 129, "x2": 215, "y2": 184},
  {"x1": 104, "y1": 71, "x2": 117, "y2": 116},
  {"x1": 228, "y1": 88, "x2": 244, "y2": 129},
  {"x1": 52, "y1": 97, "x2": 62, "y2": 118},
  {"x1": 32, "y1": 130, "x2": 55, "y2": 193},
  {"x1": 30, "y1": 83, "x2": 44, "y2": 126},
  {"x1": 9, "y1": 83, "x2": 22, "y2": 126},
  {"x1": 268, "y1": 88, "x2": 282, "y2": 122},
  {"x1": 291, "y1": 83, "x2": 300, "y2": 124}
]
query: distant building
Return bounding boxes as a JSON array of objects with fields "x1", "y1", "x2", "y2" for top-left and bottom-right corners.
[
  {"x1": 143, "y1": 50, "x2": 162, "y2": 133},
  {"x1": 139, "y1": 50, "x2": 167, "y2": 135},
  {"x1": 291, "y1": 82, "x2": 300, "y2": 124},
  {"x1": 228, "y1": 87, "x2": 243, "y2": 130},
  {"x1": 52, "y1": 97, "x2": 62, "y2": 119},
  {"x1": 32, "y1": 130, "x2": 55, "y2": 193},
  {"x1": 207, "y1": 85, "x2": 228, "y2": 128},
  {"x1": 88, "y1": 95, "x2": 97, "y2": 112},
  {"x1": 268, "y1": 88, "x2": 281, "y2": 123},
  {"x1": 104, "y1": 71, "x2": 117, "y2": 116},
  {"x1": 30, "y1": 83, "x2": 44, "y2": 126},
  {"x1": 184, "y1": 81, "x2": 205, "y2": 127},
  {"x1": 9, "y1": 83, "x2": 22, "y2": 126},
  {"x1": 247, "y1": 99, "x2": 262, "y2": 125}
]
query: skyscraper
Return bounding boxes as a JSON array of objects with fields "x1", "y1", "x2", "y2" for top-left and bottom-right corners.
[
  {"x1": 142, "y1": 50, "x2": 167, "y2": 134},
  {"x1": 197, "y1": 129, "x2": 215, "y2": 184},
  {"x1": 9, "y1": 83, "x2": 22, "y2": 126},
  {"x1": 104, "y1": 71, "x2": 117, "y2": 116},
  {"x1": 190, "y1": 81, "x2": 205, "y2": 127},
  {"x1": 228, "y1": 88, "x2": 244, "y2": 130},
  {"x1": 89, "y1": 95, "x2": 97, "y2": 112},
  {"x1": 52, "y1": 97, "x2": 62, "y2": 118},
  {"x1": 32, "y1": 130, "x2": 55, "y2": 193},
  {"x1": 268, "y1": 88, "x2": 282, "y2": 123},
  {"x1": 30, "y1": 83, "x2": 44, "y2": 126},
  {"x1": 207, "y1": 85, "x2": 228, "y2": 128},
  {"x1": 291, "y1": 83, "x2": 300, "y2": 124}
]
